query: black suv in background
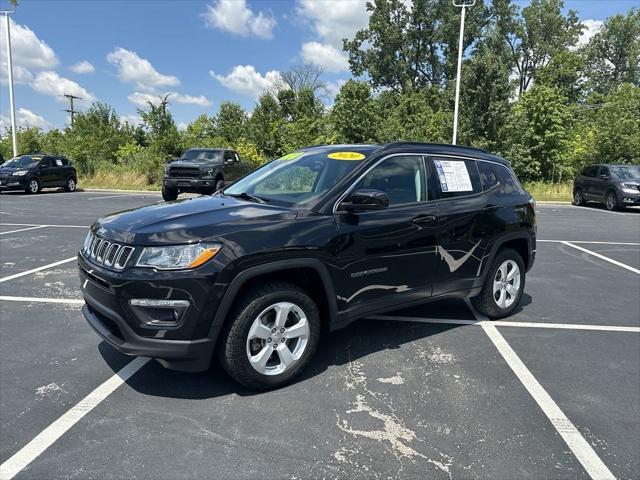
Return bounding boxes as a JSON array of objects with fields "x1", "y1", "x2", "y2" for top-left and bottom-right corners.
[
  {"x1": 79, "y1": 143, "x2": 536, "y2": 389},
  {"x1": 162, "y1": 148, "x2": 244, "y2": 201},
  {"x1": 573, "y1": 164, "x2": 640, "y2": 210},
  {"x1": 0, "y1": 154, "x2": 77, "y2": 194}
]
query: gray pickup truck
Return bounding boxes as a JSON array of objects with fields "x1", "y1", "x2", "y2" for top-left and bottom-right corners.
[{"x1": 162, "y1": 148, "x2": 251, "y2": 201}]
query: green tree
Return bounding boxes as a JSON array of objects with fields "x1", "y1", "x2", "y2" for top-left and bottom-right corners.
[
  {"x1": 504, "y1": 0, "x2": 583, "y2": 98},
  {"x1": 214, "y1": 102, "x2": 247, "y2": 145},
  {"x1": 331, "y1": 80, "x2": 379, "y2": 143},
  {"x1": 180, "y1": 114, "x2": 218, "y2": 150},
  {"x1": 584, "y1": 9, "x2": 640, "y2": 94},
  {"x1": 247, "y1": 92, "x2": 285, "y2": 158},
  {"x1": 138, "y1": 94, "x2": 180, "y2": 158},
  {"x1": 503, "y1": 85, "x2": 573, "y2": 182}
]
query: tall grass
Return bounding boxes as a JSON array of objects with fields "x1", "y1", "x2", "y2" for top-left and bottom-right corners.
[
  {"x1": 79, "y1": 170, "x2": 159, "y2": 191},
  {"x1": 523, "y1": 181, "x2": 572, "y2": 202}
]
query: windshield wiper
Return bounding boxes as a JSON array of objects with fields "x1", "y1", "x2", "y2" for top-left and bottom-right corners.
[{"x1": 224, "y1": 191, "x2": 269, "y2": 204}]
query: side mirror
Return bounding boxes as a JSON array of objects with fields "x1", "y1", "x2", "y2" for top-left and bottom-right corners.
[{"x1": 340, "y1": 189, "x2": 389, "y2": 212}]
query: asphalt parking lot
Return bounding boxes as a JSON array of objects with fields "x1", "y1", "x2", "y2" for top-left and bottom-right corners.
[{"x1": 0, "y1": 190, "x2": 638, "y2": 480}]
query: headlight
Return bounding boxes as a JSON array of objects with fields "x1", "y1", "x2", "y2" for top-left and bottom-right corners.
[
  {"x1": 82, "y1": 231, "x2": 93, "y2": 253},
  {"x1": 136, "y1": 243, "x2": 221, "y2": 270},
  {"x1": 11, "y1": 170, "x2": 28, "y2": 176}
]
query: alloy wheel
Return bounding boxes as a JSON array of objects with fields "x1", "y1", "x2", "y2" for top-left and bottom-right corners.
[
  {"x1": 29, "y1": 180, "x2": 39, "y2": 193},
  {"x1": 492, "y1": 260, "x2": 521, "y2": 309},
  {"x1": 606, "y1": 193, "x2": 616, "y2": 210},
  {"x1": 67, "y1": 179, "x2": 76, "y2": 191},
  {"x1": 245, "y1": 301, "x2": 309, "y2": 376}
]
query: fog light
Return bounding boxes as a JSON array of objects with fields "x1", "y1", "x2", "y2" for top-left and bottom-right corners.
[{"x1": 129, "y1": 299, "x2": 190, "y2": 327}]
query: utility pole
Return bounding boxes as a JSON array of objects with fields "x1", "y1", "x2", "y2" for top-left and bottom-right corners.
[
  {"x1": 1, "y1": 5, "x2": 18, "y2": 157},
  {"x1": 452, "y1": 0, "x2": 475, "y2": 146},
  {"x1": 62, "y1": 93, "x2": 82, "y2": 125}
]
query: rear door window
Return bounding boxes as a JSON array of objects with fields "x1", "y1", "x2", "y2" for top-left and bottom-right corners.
[{"x1": 431, "y1": 157, "x2": 482, "y2": 199}]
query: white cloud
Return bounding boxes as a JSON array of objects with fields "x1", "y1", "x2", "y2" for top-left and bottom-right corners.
[
  {"x1": 0, "y1": 107, "x2": 50, "y2": 130},
  {"x1": 297, "y1": 0, "x2": 369, "y2": 48},
  {"x1": 578, "y1": 19, "x2": 603, "y2": 47},
  {"x1": 325, "y1": 79, "x2": 347, "y2": 100},
  {"x1": 301, "y1": 41, "x2": 349, "y2": 73},
  {"x1": 127, "y1": 91, "x2": 212, "y2": 108},
  {"x1": 120, "y1": 114, "x2": 143, "y2": 126},
  {"x1": 210, "y1": 65, "x2": 282, "y2": 99},
  {"x1": 107, "y1": 47, "x2": 179, "y2": 91},
  {"x1": 0, "y1": 18, "x2": 58, "y2": 71},
  {"x1": 70, "y1": 60, "x2": 95, "y2": 74},
  {"x1": 31, "y1": 71, "x2": 96, "y2": 103},
  {"x1": 202, "y1": 0, "x2": 276, "y2": 39}
]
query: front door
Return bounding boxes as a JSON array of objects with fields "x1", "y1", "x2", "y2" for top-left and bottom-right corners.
[{"x1": 331, "y1": 154, "x2": 440, "y2": 316}]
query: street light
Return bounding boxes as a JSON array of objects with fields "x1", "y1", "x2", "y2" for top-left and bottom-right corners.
[
  {"x1": 452, "y1": 0, "x2": 475, "y2": 146},
  {"x1": 1, "y1": 4, "x2": 17, "y2": 157}
]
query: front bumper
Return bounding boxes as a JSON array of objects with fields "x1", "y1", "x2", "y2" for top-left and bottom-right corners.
[
  {"x1": 0, "y1": 176, "x2": 27, "y2": 190},
  {"x1": 78, "y1": 254, "x2": 224, "y2": 371},
  {"x1": 163, "y1": 177, "x2": 215, "y2": 192},
  {"x1": 618, "y1": 188, "x2": 640, "y2": 205}
]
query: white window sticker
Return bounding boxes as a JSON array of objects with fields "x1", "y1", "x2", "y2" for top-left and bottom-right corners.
[
  {"x1": 434, "y1": 160, "x2": 472, "y2": 192},
  {"x1": 55, "y1": 159, "x2": 63, "y2": 166}
]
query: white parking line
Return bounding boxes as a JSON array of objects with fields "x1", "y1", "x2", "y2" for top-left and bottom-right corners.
[
  {"x1": 537, "y1": 204, "x2": 629, "y2": 216},
  {"x1": 561, "y1": 241, "x2": 640, "y2": 275},
  {"x1": 0, "y1": 296, "x2": 84, "y2": 305},
  {"x1": 0, "y1": 226, "x2": 47, "y2": 235},
  {"x1": 370, "y1": 315, "x2": 640, "y2": 332},
  {"x1": 481, "y1": 323, "x2": 615, "y2": 480},
  {"x1": 539, "y1": 240, "x2": 640, "y2": 246},
  {"x1": 86, "y1": 194, "x2": 152, "y2": 200},
  {"x1": 0, "y1": 257, "x2": 77, "y2": 283},
  {"x1": 0, "y1": 357, "x2": 150, "y2": 480},
  {"x1": 0, "y1": 223, "x2": 89, "y2": 228}
]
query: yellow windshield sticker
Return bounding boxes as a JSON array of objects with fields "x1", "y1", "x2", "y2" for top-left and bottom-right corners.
[
  {"x1": 327, "y1": 152, "x2": 365, "y2": 161},
  {"x1": 279, "y1": 152, "x2": 304, "y2": 161}
]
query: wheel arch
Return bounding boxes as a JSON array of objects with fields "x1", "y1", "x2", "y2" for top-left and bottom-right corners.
[
  {"x1": 208, "y1": 259, "x2": 338, "y2": 344},
  {"x1": 485, "y1": 233, "x2": 534, "y2": 275}
]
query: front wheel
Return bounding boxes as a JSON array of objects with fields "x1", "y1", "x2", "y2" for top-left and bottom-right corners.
[
  {"x1": 26, "y1": 178, "x2": 40, "y2": 194},
  {"x1": 472, "y1": 248, "x2": 525, "y2": 319},
  {"x1": 218, "y1": 282, "x2": 320, "y2": 390},
  {"x1": 214, "y1": 178, "x2": 225, "y2": 192},
  {"x1": 573, "y1": 188, "x2": 584, "y2": 206},
  {"x1": 605, "y1": 191, "x2": 619, "y2": 211},
  {"x1": 162, "y1": 185, "x2": 178, "y2": 201}
]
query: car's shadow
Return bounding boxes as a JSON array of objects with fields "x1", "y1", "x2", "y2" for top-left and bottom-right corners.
[{"x1": 99, "y1": 296, "x2": 533, "y2": 400}]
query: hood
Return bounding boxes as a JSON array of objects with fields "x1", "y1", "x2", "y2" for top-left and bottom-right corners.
[
  {"x1": 168, "y1": 160, "x2": 217, "y2": 168},
  {"x1": 93, "y1": 195, "x2": 298, "y2": 245}
]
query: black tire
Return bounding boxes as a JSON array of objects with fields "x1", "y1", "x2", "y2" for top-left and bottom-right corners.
[
  {"x1": 162, "y1": 185, "x2": 178, "y2": 201},
  {"x1": 605, "y1": 190, "x2": 619, "y2": 211},
  {"x1": 26, "y1": 178, "x2": 40, "y2": 194},
  {"x1": 64, "y1": 177, "x2": 77, "y2": 192},
  {"x1": 214, "y1": 178, "x2": 225, "y2": 192},
  {"x1": 573, "y1": 188, "x2": 584, "y2": 206},
  {"x1": 472, "y1": 248, "x2": 526, "y2": 319},
  {"x1": 217, "y1": 282, "x2": 320, "y2": 390}
]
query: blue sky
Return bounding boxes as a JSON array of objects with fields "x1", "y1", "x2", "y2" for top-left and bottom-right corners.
[{"x1": 0, "y1": 0, "x2": 636, "y2": 131}]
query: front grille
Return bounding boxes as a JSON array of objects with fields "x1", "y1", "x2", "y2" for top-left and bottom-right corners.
[
  {"x1": 169, "y1": 167, "x2": 200, "y2": 179},
  {"x1": 83, "y1": 233, "x2": 135, "y2": 270}
]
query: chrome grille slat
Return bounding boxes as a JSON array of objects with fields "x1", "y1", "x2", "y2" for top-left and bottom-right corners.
[{"x1": 82, "y1": 233, "x2": 134, "y2": 270}]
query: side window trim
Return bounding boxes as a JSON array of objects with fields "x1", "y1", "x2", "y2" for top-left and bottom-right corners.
[{"x1": 332, "y1": 153, "x2": 433, "y2": 213}]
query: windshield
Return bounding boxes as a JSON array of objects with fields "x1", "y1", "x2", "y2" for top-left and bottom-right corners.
[
  {"x1": 178, "y1": 149, "x2": 222, "y2": 162},
  {"x1": 2, "y1": 155, "x2": 39, "y2": 169},
  {"x1": 611, "y1": 165, "x2": 640, "y2": 179},
  {"x1": 224, "y1": 149, "x2": 370, "y2": 206}
]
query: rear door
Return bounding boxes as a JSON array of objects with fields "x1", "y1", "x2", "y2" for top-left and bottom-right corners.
[
  {"x1": 51, "y1": 157, "x2": 67, "y2": 185},
  {"x1": 428, "y1": 156, "x2": 488, "y2": 296},
  {"x1": 582, "y1": 165, "x2": 599, "y2": 199},
  {"x1": 332, "y1": 154, "x2": 440, "y2": 315}
]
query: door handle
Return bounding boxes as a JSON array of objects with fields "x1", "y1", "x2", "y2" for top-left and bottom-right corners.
[{"x1": 412, "y1": 215, "x2": 436, "y2": 225}]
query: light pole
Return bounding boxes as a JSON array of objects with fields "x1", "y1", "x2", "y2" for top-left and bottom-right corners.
[
  {"x1": 1, "y1": 6, "x2": 18, "y2": 157},
  {"x1": 452, "y1": 0, "x2": 475, "y2": 146}
]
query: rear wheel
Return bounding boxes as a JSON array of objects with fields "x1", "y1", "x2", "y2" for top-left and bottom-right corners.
[
  {"x1": 162, "y1": 185, "x2": 178, "y2": 201},
  {"x1": 26, "y1": 178, "x2": 40, "y2": 194},
  {"x1": 64, "y1": 177, "x2": 77, "y2": 192},
  {"x1": 472, "y1": 248, "x2": 525, "y2": 319},
  {"x1": 605, "y1": 190, "x2": 619, "y2": 211},
  {"x1": 573, "y1": 188, "x2": 584, "y2": 206},
  {"x1": 218, "y1": 282, "x2": 320, "y2": 390}
]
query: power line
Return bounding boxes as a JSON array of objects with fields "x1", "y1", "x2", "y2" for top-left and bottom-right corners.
[{"x1": 61, "y1": 93, "x2": 82, "y2": 126}]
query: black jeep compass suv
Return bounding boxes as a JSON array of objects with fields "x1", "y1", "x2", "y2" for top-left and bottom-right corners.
[{"x1": 79, "y1": 143, "x2": 536, "y2": 389}]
